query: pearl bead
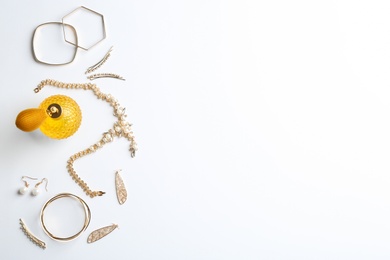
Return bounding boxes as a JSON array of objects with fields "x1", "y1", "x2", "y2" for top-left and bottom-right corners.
[
  {"x1": 31, "y1": 188, "x2": 40, "y2": 196},
  {"x1": 19, "y1": 186, "x2": 28, "y2": 195}
]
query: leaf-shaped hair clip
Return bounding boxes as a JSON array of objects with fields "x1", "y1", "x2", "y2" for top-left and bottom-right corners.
[
  {"x1": 115, "y1": 170, "x2": 127, "y2": 205},
  {"x1": 87, "y1": 224, "x2": 118, "y2": 243}
]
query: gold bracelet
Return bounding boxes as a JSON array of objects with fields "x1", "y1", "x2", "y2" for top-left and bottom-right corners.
[{"x1": 40, "y1": 193, "x2": 91, "y2": 241}]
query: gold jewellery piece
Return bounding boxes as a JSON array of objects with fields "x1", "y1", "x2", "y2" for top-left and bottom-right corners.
[
  {"x1": 40, "y1": 193, "x2": 91, "y2": 241},
  {"x1": 62, "y1": 6, "x2": 106, "y2": 51},
  {"x1": 18, "y1": 176, "x2": 38, "y2": 195},
  {"x1": 34, "y1": 79, "x2": 137, "y2": 198},
  {"x1": 32, "y1": 178, "x2": 49, "y2": 196},
  {"x1": 32, "y1": 22, "x2": 78, "y2": 66},
  {"x1": 19, "y1": 219, "x2": 47, "y2": 249},
  {"x1": 32, "y1": 6, "x2": 106, "y2": 66},
  {"x1": 115, "y1": 170, "x2": 127, "y2": 205},
  {"x1": 87, "y1": 224, "x2": 118, "y2": 243},
  {"x1": 87, "y1": 73, "x2": 125, "y2": 81},
  {"x1": 85, "y1": 46, "x2": 113, "y2": 74}
]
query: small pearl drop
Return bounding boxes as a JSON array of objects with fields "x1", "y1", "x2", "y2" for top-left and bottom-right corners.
[
  {"x1": 19, "y1": 187, "x2": 28, "y2": 195},
  {"x1": 31, "y1": 188, "x2": 40, "y2": 196}
]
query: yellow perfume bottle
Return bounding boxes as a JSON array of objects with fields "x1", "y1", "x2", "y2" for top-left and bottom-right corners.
[{"x1": 15, "y1": 95, "x2": 82, "y2": 139}]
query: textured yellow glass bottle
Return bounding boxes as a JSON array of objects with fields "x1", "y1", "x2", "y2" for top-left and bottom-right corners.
[{"x1": 16, "y1": 95, "x2": 82, "y2": 139}]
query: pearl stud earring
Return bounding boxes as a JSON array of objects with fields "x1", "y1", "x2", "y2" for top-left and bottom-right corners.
[
  {"x1": 31, "y1": 178, "x2": 48, "y2": 196},
  {"x1": 19, "y1": 176, "x2": 38, "y2": 195}
]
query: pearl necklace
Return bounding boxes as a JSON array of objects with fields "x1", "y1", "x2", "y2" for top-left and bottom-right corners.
[{"x1": 34, "y1": 79, "x2": 137, "y2": 198}]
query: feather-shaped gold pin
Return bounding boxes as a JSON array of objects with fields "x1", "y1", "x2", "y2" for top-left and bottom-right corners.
[
  {"x1": 19, "y1": 219, "x2": 46, "y2": 249},
  {"x1": 87, "y1": 224, "x2": 118, "y2": 243},
  {"x1": 115, "y1": 170, "x2": 127, "y2": 205}
]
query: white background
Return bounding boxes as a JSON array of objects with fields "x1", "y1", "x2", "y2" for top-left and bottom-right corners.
[{"x1": 1, "y1": 0, "x2": 390, "y2": 259}]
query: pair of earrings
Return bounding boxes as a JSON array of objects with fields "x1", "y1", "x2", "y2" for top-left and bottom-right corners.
[{"x1": 18, "y1": 176, "x2": 48, "y2": 196}]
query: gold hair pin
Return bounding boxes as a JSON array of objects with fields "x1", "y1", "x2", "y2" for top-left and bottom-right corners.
[
  {"x1": 87, "y1": 73, "x2": 125, "y2": 81},
  {"x1": 85, "y1": 46, "x2": 113, "y2": 74},
  {"x1": 115, "y1": 170, "x2": 127, "y2": 205},
  {"x1": 87, "y1": 224, "x2": 118, "y2": 243},
  {"x1": 19, "y1": 219, "x2": 46, "y2": 249}
]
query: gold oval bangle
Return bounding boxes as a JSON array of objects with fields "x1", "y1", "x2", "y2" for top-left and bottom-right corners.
[{"x1": 40, "y1": 193, "x2": 91, "y2": 242}]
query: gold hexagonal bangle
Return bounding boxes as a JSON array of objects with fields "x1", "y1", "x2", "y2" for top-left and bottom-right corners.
[
  {"x1": 32, "y1": 22, "x2": 78, "y2": 66},
  {"x1": 62, "y1": 6, "x2": 106, "y2": 51}
]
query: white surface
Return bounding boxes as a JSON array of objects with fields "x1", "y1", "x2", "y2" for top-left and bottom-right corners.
[{"x1": 2, "y1": 0, "x2": 390, "y2": 259}]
